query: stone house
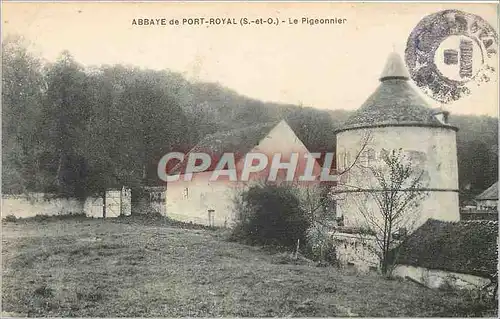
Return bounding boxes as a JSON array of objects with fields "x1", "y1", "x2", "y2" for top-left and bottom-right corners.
[
  {"x1": 165, "y1": 120, "x2": 322, "y2": 227},
  {"x1": 475, "y1": 181, "x2": 498, "y2": 211}
]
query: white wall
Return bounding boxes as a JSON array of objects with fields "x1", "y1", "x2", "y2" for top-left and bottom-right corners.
[
  {"x1": 3, "y1": 192, "x2": 130, "y2": 219},
  {"x1": 336, "y1": 190, "x2": 460, "y2": 230},
  {"x1": 335, "y1": 126, "x2": 460, "y2": 229},
  {"x1": 166, "y1": 171, "x2": 242, "y2": 227},
  {"x1": 83, "y1": 196, "x2": 104, "y2": 218},
  {"x1": 393, "y1": 264, "x2": 491, "y2": 290},
  {"x1": 2, "y1": 193, "x2": 83, "y2": 218}
]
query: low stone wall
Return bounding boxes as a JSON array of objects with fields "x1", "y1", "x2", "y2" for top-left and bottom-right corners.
[
  {"x1": 331, "y1": 232, "x2": 379, "y2": 272},
  {"x1": 2, "y1": 193, "x2": 84, "y2": 218},
  {"x1": 393, "y1": 264, "x2": 491, "y2": 290}
]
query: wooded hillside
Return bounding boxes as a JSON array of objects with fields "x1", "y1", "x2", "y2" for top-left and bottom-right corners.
[{"x1": 2, "y1": 36, "x2": 497, "y2": 204}]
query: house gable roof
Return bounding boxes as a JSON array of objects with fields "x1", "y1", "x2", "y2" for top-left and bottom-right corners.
[
  {"x1": 392, "y1": 219, "x2": 498, "y2": 278},
  {"x1": 476, "y1": 182, "x2": 499, "y2": 201},
  {"x1": 337, "y1": 53, "x2": 457, "y2": 132},
  {"x1": 170, "y1": 121, "x2": 279, "y2": 175}
]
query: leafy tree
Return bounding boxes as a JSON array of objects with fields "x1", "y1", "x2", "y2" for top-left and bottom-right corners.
[
  {"x1": 40, "y1": 51, "x2": 91, "y2": 197},
  {"x1": 2, "y1": 36, "x2": 46, "y2": 193}
]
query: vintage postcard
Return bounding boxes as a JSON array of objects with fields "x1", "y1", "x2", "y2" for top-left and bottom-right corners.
[{"x1": 2, "y1": 1, "x2": 498, "y2": 317}]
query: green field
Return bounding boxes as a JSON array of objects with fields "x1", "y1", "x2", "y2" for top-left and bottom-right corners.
[{"x1": 1, "y1": 216, "x2": 496, "y2": 317}]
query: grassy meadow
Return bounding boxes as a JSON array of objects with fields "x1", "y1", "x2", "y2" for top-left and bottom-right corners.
[{"x1": 1, "y1": 215, "x2": 496, "y2": 317}]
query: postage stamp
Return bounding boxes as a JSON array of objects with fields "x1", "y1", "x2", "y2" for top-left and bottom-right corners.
[{"x1": 405, "y1": 9, "x2": 498, "y2": 104}]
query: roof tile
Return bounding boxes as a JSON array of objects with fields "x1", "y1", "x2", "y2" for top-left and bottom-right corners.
[{"x1": 340, "y1": 53, "x2": 454, "y2": 130}]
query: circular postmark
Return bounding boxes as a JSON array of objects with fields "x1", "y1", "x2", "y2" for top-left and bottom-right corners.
[{"x1": 405, "y1": 9, "x2": 498, "y2": 103}]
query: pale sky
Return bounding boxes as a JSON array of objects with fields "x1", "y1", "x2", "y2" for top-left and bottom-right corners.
[{"x1": 2, "y1": 2, "x2": 498, "y2": 117}]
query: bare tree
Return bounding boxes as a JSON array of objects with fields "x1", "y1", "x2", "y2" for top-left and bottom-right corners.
[
  {"x1": 294, "y1": 131, "x2": 373, "y2": 262},
  {"x1": 346, "y1": 148, "x2": 429, "y2": 275},
  {"x1": 296, "y1": 183, "x2": 336, "y2": 261},
  {"x1": 302, "y1": 130, "x2": 373, "y2": 221}
]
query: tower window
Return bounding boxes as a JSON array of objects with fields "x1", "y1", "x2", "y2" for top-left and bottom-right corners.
[{"x1": 434, "y1": 111, "x2": 450, "y2": 125}]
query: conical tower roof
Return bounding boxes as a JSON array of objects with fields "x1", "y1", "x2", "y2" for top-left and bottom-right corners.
[
  {"x1": 337, "y1": 52, "x2": 457, "y2": 133},
  {"x1": 379, "y1": 52, "x2": 410, "y2": 81}
]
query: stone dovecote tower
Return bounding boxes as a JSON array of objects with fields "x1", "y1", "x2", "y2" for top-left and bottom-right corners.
[{"x1": 334, "y1": 52, "x2": 460, "y2": 229}]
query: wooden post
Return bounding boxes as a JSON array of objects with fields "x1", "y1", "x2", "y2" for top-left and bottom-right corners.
[
  {"x1": 294, "y1": 239, "x2": 300, "y2": 259},
  {"x1": 102, "y1": 189, "x2": 106, "y2": 218}
]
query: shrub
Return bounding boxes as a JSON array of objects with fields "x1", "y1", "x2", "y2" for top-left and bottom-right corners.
[
  {"x1": 231, "y1": 183, "x2": 310, "y2": 249},
  {"x1": 305, "y1": 223, "x2": 337, "y2": 264},
  {"x1": 3, "y1": 215, "x2": 17, "y2": 222}
]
